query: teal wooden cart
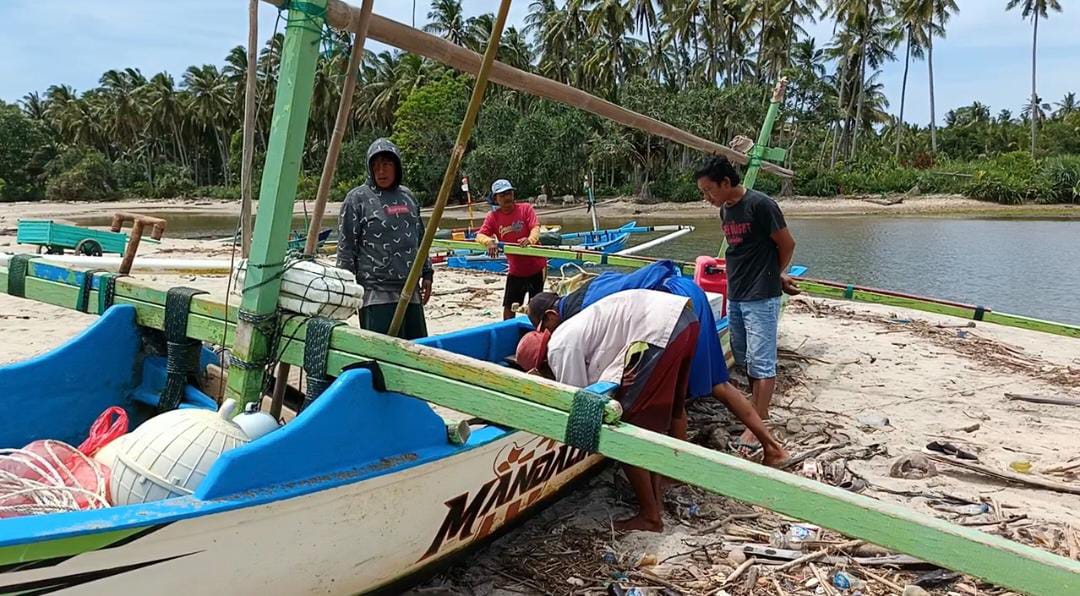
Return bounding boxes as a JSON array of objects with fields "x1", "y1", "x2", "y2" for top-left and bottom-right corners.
[{"x1": 16, "y1": 219, "x2": 129, "y2": 256}]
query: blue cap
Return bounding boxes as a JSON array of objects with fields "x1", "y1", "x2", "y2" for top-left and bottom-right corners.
[{"x1": 491, "y1": 179, "x2": 514, "y2": 194}]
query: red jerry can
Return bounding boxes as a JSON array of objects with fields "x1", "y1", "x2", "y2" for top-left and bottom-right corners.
[{"x1": 694, "y1": 256, "x2": 728, "y2": 316}]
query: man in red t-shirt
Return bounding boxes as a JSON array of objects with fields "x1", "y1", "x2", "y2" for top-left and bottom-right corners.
[{"x1": 475, "y1": 179, "x2": 548, "y2": 319}]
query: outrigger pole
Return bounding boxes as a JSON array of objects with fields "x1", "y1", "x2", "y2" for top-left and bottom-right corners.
[
  {"x1": 431, "y1": 237, "x2": 1080, "y2": 340},
  {"x1": 386, "y1": 0, "x2": 512, "y2": 338}
]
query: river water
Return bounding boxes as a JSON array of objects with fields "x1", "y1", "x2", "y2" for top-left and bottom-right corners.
[
  {"x1": 542, "y1": 215, "x2": 1080, "y2": 326},
  {"x1": 71, "y1": 210, "x2": 1080, "y2": 325}
]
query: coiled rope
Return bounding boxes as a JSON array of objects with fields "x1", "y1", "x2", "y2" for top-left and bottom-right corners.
[{"x1": 0, "y1": 442, "x2": 110, "y2": 517}]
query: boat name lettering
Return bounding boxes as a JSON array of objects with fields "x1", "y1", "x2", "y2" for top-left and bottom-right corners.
[{"x1": 420, "y1": 441, "x2": 588, "y2": 560}]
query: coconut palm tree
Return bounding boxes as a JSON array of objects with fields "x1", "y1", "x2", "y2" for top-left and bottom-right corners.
[
  {"x1": 425, "y1": 0, "x2": 468, "y2": 46},
  {"x1": 624, "y1": 0, "x2": 659, "y2": 75},
  {"x1": 499, "y1": 27, "x2": 535, "y2": 72},
  {"x1": 1056, "y1": 92, "x2": 1078, "y2": 118},
  {"x1": 141, "y1": 72, "x2": 191, "y2": 170},
  {"x1": 921, "y1": 0, "x2": 958, "y2": 155},
  {"x1": 895, "y1": 0, "x2": 944, "y2": 158},
  {"x1": 20, "y1": 92, "x2": 48, "y2": 122},
  {"x1": 582, "y1": 0, "x2": 637, "y2": 95},
  {"x1": 183, "y1": 65, "x2": 233, "y2": 185},
  {"x1": 1006, "y1": 0, "x2": 1063, "y2": 156}
]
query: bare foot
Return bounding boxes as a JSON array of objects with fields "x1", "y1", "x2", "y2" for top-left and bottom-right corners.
[
  {"x1": 738, "y1": 428, "x2": 761, "y2": 448},
  {"x1": 613, "y1": 515, "x2": 663, "y2": 533},
  {"x1": 763, "y1": 444, "x2": 790, "y2": 468}
]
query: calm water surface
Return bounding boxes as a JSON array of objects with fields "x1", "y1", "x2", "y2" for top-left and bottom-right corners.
[
  {"x1": 71, "y1": 211, "x2": 1080, "y2": 325},
  {"x1": 534, "y1": 215, "x2": 1080, "y2": 326}
]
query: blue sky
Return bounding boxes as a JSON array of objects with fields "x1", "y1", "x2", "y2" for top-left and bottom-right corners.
[{"x1": 1, "y1": 1, "x2": 1076, "y2": 125}]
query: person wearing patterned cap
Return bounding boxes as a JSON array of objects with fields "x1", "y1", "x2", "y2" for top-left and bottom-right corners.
[
  {"x1": 474, "y1": 179, "x2": 547, "y2": 320},
  {"x1": 517, "y1": 289, "x2": 698, "y2": 532},
  {"x1": 336, "y1": 138, "x2": 433, "y2": 339}
]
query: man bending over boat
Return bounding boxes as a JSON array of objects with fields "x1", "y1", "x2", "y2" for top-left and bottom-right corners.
[
  {"x1": 696, "y1": 156, "x2": 798, "y2": 449},
  {"x1": 516, "y1": 289, "x2": 698, "y2": 532},
  {"x1": 526, "y1": 261, "x2": 788, "y2": 467},
  {"x1": 474, "y1": 179, "x2": 548, "y2": 320},
  {"x1": 336, "y1": 138, "x2": 433, "y2": 339}
]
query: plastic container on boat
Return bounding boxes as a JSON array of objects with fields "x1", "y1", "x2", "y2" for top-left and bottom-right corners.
[
  {"x1": 234, "y1": 402, "x2": 281, "y2": 441},
  {"x1": 110, "y1": 400, "x2": 249, "y2": 505},
  {"x1": 694, "y1": 256, "x2": 728, "y2": 316}
]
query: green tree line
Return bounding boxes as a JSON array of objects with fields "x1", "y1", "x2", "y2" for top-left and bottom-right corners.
[{"x1": 0, "y1": 0, "x2": 1077, "y2": 205}]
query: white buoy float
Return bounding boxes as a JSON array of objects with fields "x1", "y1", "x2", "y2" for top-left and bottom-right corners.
[{"x1": 109, "y1": 400, "x2": 249, "y2": 505}]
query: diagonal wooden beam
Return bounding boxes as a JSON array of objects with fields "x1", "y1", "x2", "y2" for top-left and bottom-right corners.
[
  {"x1": 259, "y1": 0, "x2": 793, "y2": 179},
  {"x1": 387, "y1": 0, "x2": 512, "y2": 337}
]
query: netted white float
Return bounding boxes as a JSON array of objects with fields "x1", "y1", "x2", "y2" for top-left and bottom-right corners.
[{"x1": 234, "y1": 257, "x2": 363, "y2": 320}]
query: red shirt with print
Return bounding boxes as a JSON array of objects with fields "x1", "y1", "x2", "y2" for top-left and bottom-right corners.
[{"x1": 478, "y1": 203, "x2": 547, "y2": 277}]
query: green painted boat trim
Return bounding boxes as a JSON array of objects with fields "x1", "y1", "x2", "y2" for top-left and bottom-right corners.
[
  {"x1": 794, "y1": 279, "x2": 1080, "y2": 339},
  {"x1": 4, "y1": 263, "x2": 1080, "y2": 594},
  {"x1": 0, "y1": 526, "x2": 152, "y2": 567}
]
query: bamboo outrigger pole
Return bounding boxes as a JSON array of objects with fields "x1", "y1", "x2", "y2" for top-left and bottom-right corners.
[
  {"x1": 268, "y1": 0, "x2": 375, "y2": 419},
  {"x1": 386, "y1": 0, "x2": 512, "y2": 337},
  {"x1": 262, "y1": 0, "x2": 792, "y2": 180},
  {"x1": 239, "y1": 0, "x2": 259, "y2": 258}
]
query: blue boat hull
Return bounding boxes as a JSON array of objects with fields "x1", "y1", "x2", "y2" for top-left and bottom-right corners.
[{"x1": 0, "y1": 306, "x2": 602, "y2": 594}]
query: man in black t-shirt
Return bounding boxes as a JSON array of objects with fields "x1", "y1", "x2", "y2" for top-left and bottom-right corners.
[{"x1": 695, "y1": 156, "x2": 799, "y2": 447}]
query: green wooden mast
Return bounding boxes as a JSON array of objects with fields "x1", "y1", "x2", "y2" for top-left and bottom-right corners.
[
  {"x1": 718, "y1": 78, "x2": 788, "y2": 257},
  {"x1": 742, "y1": 77, "x2": 790, "y2": 190},
  {"x1": 225, "y1": 0, "x2": 328, "y2": 410}
]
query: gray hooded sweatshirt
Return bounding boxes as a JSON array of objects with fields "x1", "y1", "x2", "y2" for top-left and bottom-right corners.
[{"x1": 336, "y1": 138, "x2": 433, "y2": 307}]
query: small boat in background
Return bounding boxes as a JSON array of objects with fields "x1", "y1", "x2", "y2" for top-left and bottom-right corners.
[
  {"x1": 287, "y1": 227, "x2": 332, "y2": 252},
  {"x1": 447, "y1": 221, "x2": 637, "y2": 273}
]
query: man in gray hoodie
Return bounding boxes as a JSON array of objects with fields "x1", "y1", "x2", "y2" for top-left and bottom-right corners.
[{"x1": 337, "y1": 138, "x2": 434, "y2": 339}]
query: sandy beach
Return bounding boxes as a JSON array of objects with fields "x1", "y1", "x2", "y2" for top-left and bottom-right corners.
[
  {"x1": 2, "y1": 205, "x2": 1080, "y2": 595},
  {"x1": 2, "y1": 194, "x2": 1079, "y2": 241}
]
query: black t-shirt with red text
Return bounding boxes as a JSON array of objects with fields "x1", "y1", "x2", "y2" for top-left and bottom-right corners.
[{"x1": 721, "y1": 189, "x2": 787, "y2": 302}]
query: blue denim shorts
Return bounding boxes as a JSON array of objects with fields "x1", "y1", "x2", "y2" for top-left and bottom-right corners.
[{"x1": 728, "y1": 296, "x2": 781, "y2": 379}]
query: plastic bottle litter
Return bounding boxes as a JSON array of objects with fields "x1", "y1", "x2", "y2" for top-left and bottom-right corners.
[
  {"x1": 1009, "y1": 460, "x2": 1032, "y2": 474},
  {"x1": 789, "y1": 523, "x2": 819, "y2": 542},
  {"x1": 831, "y1": 571, "x2": 865, "y2": 591},
  {"x1": 954, "y1": 503, "x2": 991, "y2": 515}
]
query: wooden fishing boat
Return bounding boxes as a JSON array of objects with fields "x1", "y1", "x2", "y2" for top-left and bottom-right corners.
[
  {"x1": 446, "y1": 221, "x2": 637, "y2": 273},
  {"x1": 0, "y1": 255, "x2": 793, "y2": 593},
  {"x1": 287, "y1": 227, "x2": 332, "y2": 251},
  {"x1": 0, "y1": 284, "x2": 603, "y2": 594}
]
